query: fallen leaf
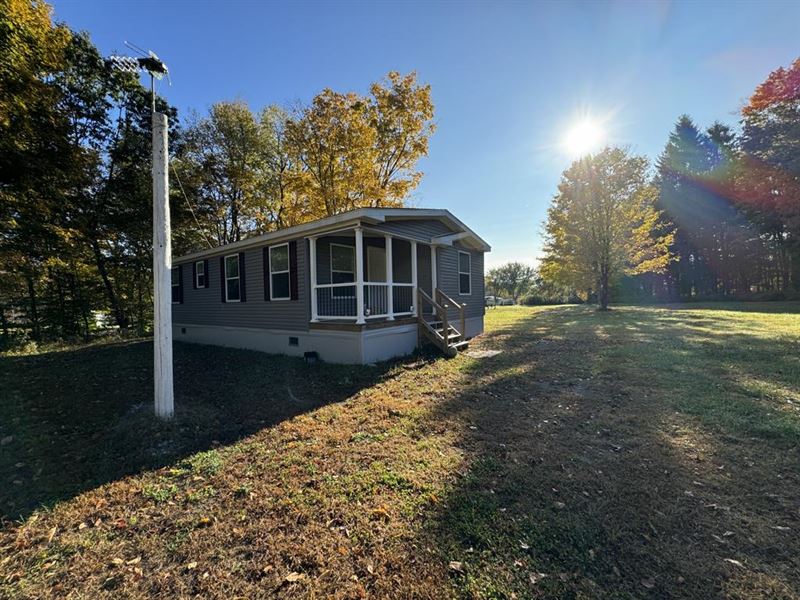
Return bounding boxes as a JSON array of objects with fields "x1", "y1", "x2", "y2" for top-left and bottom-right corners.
[
  {"x1": 724, "y1": 558, "x2": 744, "y2": 568},
  {"x1": 371, "y1": 507, "x2": 390, "y2": 520},
  {"x1": 448, "y1": 561, "x2": 464, "y2": 573}
]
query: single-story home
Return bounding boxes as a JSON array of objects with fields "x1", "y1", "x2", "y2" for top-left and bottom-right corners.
[{"x1": 171, "y1": 207, "x2": 490, "y2": 364}]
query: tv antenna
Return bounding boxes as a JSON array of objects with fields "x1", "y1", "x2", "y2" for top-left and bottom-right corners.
[{"x1": 106, "y1": 41, "x2": 170, "y2": 113}]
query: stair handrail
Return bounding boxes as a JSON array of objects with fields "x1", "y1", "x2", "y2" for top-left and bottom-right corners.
[
  {"x1": 416, "y1": 288, "x2": 449, "y2": 346},
  {"x1": 435, "y1": 288, "x2": 466, "y2": 341}
]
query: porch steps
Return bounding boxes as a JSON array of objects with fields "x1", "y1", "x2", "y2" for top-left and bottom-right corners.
[{"x1": 416, "y1": 289, "x2": 470, "y2": 358}]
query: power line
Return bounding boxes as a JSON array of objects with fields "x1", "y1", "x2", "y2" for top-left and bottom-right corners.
[{"x1": 170, "y1": 161, "x2": 215, "y2": 249}]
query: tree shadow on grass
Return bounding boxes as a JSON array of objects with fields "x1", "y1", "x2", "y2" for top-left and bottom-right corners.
[
  {"x1": 422, "y1": 305, "x2": 800, "y2": 599},
  {"x1": 0, "y1": 340, "x2": 398, "y2": 522}
]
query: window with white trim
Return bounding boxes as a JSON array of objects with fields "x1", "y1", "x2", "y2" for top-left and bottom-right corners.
[
  {"x1": 195, "y1": 261, "x2": 205, "y2": 288},
  {"x1": 171, "y1": 267, "x2": 180, "y2": 303},
  {"x1": 330, "y1": 243, "x2": 355, "y2": 298},
  {"x1": 269, "y1": 243, "x2": 290, "y2": 300},
  {"x1": 224, "y1": 254, "x2": 241, "y2": 302},
  {"x1": 458, "y1": 251, "x2": 471, "y2": 295}
]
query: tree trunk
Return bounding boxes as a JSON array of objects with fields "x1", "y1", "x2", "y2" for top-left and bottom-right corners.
[
  {"x1": 90, "y1": 239, "x2": 129, "y2": 329},
  {"x1": 1, "y1": 305, "x2": 8, "y2": 347},
  {"x1": 25, "y1": 271, "x2": 41, "y2": 341},
  {"x1": 598, "y1": 268, "x2": 610, "y2": 311},
  {"x1": 71, "y1": 270, "x2": 91, "y2": 341}
]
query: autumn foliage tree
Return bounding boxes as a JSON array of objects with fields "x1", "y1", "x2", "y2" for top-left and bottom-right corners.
[
  {"x1": 178, "y1": 72, "x2": 435, "y2": 248},
  {"x1": 739, "y1": 57, "x2": 800, "y2": 290},
  {"x1": 541, "y1": 148, "x2": 675, "y2": 310}
]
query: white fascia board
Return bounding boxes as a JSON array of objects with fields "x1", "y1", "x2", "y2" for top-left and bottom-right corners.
[{"x1": 432, "y1": 231, "x2": 492, "y2": 252}]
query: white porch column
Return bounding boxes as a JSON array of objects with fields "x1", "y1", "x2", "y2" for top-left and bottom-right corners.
[
  {"x1": 411, "y1": 241, "x2": 418, "y2": 317},
  {"x1": 309, "y1": 236, "x2": 318, "y2": 322},
  {"x1": 355, "y1": 227, "x2": 365, "y2": 324},
  {"x1": 385, "y1": 234, "x2": 394, "y2": 320},
  {"x1": 431, "y1": 245, "x2": 437, "y2": 292}
]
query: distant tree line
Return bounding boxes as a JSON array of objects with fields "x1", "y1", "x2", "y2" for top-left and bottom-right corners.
[
  {"x1": 539, "y1": 57, "x2": 800, "y2": 307},
  {"x1": 0, "y1": 0, "x2": 433, "y2": 348}
]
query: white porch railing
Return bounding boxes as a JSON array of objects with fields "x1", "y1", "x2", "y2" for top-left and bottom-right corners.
[
  {"x1": 314, "y1": 282, "x2": 415, "y2": 321},
  {"x1": 310, "y1": 228, "x2": 419, "y2": 324}
]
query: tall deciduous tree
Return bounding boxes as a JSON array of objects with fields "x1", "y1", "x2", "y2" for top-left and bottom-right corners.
[
  {"x1": 179, "y1": 101, "x2": 265, "y2": 245},
  {"x1": 285, "y1": 72, "x2": 434, "y2": 220},
  {"x1": 739, "y1": 57, "x2": 800, "y2": 290},
  {"x1": 370, "y1": 71, "x2": 435, "y2": 205},
  {"x1": 541, "y1": 147, "x2": 674, "y2": 310},
  {"x1": 286, "y1": 89, "x2": 379, "y2": 217}
]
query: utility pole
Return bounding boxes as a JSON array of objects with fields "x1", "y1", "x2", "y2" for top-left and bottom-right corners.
[
  {"x1": 106, "y1": 49, "x2": 173, "y2": 419},
  {"x1": 152, "y1": 110, "x2": 173, "y2": 419}
]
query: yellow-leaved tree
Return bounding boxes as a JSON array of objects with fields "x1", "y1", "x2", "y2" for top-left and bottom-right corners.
[
  {"x1": 178, "y1": 72, "x2": 435, "y2": 245},
  {"x1": 540, "y1": 147, "x2": 675, "y2": 310}
]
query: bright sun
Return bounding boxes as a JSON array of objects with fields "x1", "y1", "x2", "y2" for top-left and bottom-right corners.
[{"x1": 563, "y1": 118, "x2": 605, "y2": 157}]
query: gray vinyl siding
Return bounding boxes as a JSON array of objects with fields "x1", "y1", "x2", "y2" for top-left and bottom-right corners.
[
  {"x1": 437, "y1": 243, "x2": 485, "y2": 320},
  {"x1": 171, "y1": 218, "x2": 485, "y2": 331},
  {"x1": 371, "y1": 219, "x2": 452, "y2": 240},
  {"x1": 172, "y1": 240, "x2": 310, "y2": 331}
]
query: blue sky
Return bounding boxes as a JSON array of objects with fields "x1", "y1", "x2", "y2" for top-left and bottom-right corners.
[{"x1": 53, "y1": 0, "x2": 800, "y2": 268}]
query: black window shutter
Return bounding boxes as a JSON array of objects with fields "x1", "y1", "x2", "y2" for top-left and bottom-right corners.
[
  {"x1": 192, "y1": 262, "x2": 197, "y2": 290},
  {"x1": 203, "y1": 259, "x2": 209, "y2": 288},
  {"x1": 289, "y1": 241, "x2": 298, "y2": 301},
  {"x1": 220, "y1": 256, "x2": 226, "y2": 303},
  {"x1": 239, "y1": 252, "x2": 247, "y2": 302},
  {"x1": 263, "y1": 247, "x2": 271, "y2": 301},
  {"x1": 178, "y1": 264, "x2": 184, "y2": 303}
]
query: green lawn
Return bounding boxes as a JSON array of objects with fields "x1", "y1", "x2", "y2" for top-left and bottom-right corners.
[{"x1": 2, "y1": 304, "x2": 799, "y2": 599}]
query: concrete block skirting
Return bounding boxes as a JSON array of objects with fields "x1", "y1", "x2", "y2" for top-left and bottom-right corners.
[{"x1": 173, "y1": 322, "x2": 420, "y2": 365}]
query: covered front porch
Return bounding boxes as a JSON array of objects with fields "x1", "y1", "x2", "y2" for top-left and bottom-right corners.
[{"x1": 308, "y1": 226, "x2": 436, "y2": 325}]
